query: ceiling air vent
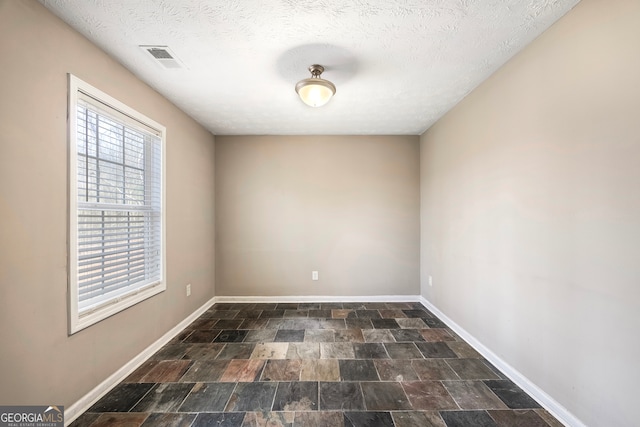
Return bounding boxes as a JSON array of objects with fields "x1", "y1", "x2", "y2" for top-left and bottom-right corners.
[{"x1": 139, "y1": 45, "x2": 185, "y2": 69}]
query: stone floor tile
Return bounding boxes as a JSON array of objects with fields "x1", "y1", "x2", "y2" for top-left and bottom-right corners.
[
  {"x1": 422, "y1": 318, "x2": 447, "y2": 328},
  {"x1": 68, "y1": 412, "x2": 100, "y2": 427},
  {"x1": 281, "y1": 319, "x2": 312, "y2": 330},
  {"x1": 416, "y1": 342, "x2": 458, "y2": 359},
  {"x1": 275, "y1": 329, "x2": 305, "y2": 342},
  {"x1": 402, "y1": 309, "x2": 431, "y2": 318},
  {"x1": 339, "y1": 360, "x2": 379, "y2": 381},
  {"x1": 353, "y1": 343, "x2": 389, "y2": 359},
  {"x1": 304, "y1": 329, "x2": 335, "y2": 343},
  {"x1": 332, "y1": 309, "x2": 355, "y2": 318},
  {"x1": 361, "y1": 381, "x2": 412, "y2": 410},
  {"x1": 187, "y1": 318, "x2": 218, "y2": 330},
  {"x1": 180, "y1": 359, "x2": 230, "y2": 382},
  {"x1": 205, "y1": 310, "x2": 240, "y2": 319},
  {"x1": 396, "y1": 318, "x2": 428, "y2": 329},
  {"x1": 265, "y1": 320, "x2": 286, "y2": 330},
  {"x1": 124, "y1": 360, "x2": 159, "y2": 383},
  {"x1": 371, "y1": 319, "x2": 400, "y2": 329},
  {"x1": 343, "y1": 411, "x2": 394, "y2": 427},
  {"x1": 362, "y1": 329, "x2": 396, "y2": 343},
  {"x1": 75, "y1": 301, "x2": 563, "y2": 427},
  {"x1": 401, "y1": 381, "x2": 458, "y2": 410},
  {"x1": 261, "y1": 360, "x2": 302, "y2": 381},
  {"x1": 320, "y1": 342, "x2": 355, "y2": 359},
  {"x1": 446, "y1": 359, "x2": 501, "y2": 380},
  {"x1": 391, "y1": 411, "x2": 446, "y2": 427},
  {"x1": 286, "y1": 343, "x2": 320, "y2": 359},
  {"x1": 321, "y1": 303, "x2": 344, "y2": 309},
  {"x1": 141, "y1": 413, "x2": 196, "y2": 427},
  {"x1": 342, "y1": 303, "x2": 367, "y2": 310},
  {"x1": 298, "y1": 303, "x2": 321, "y2": 310},
  {"x1": 411, "y1": 359, "x2": 460, "y2": 381},
  {"x1": 443, "y1": 380, "x2": 508, "y2": 410},
  {"x1": 285, "y1": 309, "x2": 308, "y2": 318},
  {"x1": 220, "y1": 359, "x2": 265, "y2": 382},
  {"x1": 244, "y1": 329, "x2": 278, "y2": 343},
  {"x1": 90, "y1": 413, "x2": 149, "y2": 427},
  {"x1": 214, "y1": 329, "x2": 248, "y2": 343},
  {"x1": 178, "y1": 382, "x2": 236, "y2": 412},
  {"x1": 483, "y1": 380, "x2": 542, "y2": 409},
  {"x1": 240, "y1": 319, "x2": 270, "y2": 330},
  {"x1": 260, "y1": 310, "x2": 285, "y2": 319},
  {"x1": 374, "y1": 359, "x2": 420, "y2": 381},
  {"x1": 319, "y1": 319, "x2": 347, "y2": 330},
  {"x1": 384, "y1": 343, "x2": 423, "y2": 359},
  {"x1": 420, "y1": 329, "x2": 455, "y2": 342},
  {"x1": 439, "y1": 410, "x2": 498, "y2": 427},
  {"x1": 319, "y1": 382, "x2": 365, "y2": 410},
  {"x1": 140, "y1": 360, "x2": 192, "y2": 383},
  {"x1": 151, "y1": 343, "x2": 190, "y2": 360},
  {"x1": 88, "y1": 383, "x2": 154, "y2": 412},
  {"x1": 334, "y1": 329, "x2": 364, "y2": 343},
  {"x1": 293, "y1": 411, "x2": 343, "y2": 427},
  {"x1": 252, "y1": 303, "x2": 278, "y2": 310},
  {"x1": 364, "y1": 303, "x2": 388, "y2": 309},
  {"x1": 273, "y1": 381, "x2": 319, "y2": 411},
  {"x1": 183, "y1": 330, "x2": 221, "y2": 343},
  {"x1": 131, "y1": 382, "x2": 195, "y2": 412},
  {"x1": 300, "y1": 359, "x2": 340, "y2": 381},
  {"x1": 217, "y1": 343, "x2": 257, "y2": 360},
  {"x1": 214, "y1": 319, "x2": 244, "y2": 329},
  {"x1": 242, "y1": 411, "x2": 295, "y2": 427},
  {"x1": 488, "y1": 409, "x2": 550, "y2": 427},
  {"x1": 390, "y1": 329, "x2": 425, "y2": 343},
  {"x1": 355, "y1": 310, "x2": 381, "y2": 319},
  {"x1": 250, "y1": 343, "x2": 289, "y2": 359},
  {"x1": 192, "y1": 413, "x2": 246, "y2": 427},
  {"x1": 225, "y1": 382, "x2": 278, "y2": 411},
  {"x1": 345, "y1": 318, "x2": 373, "y2": 329},
  {"x1": 378, "y1": 309, "x2": 407, "y2": 318},
  {"x1": 308, "y1": 309, "x2": 332, "y2": 318},
  {"x1": 446, "y1": 341, "x2": 482, "y2": 359},
  {"x1": 183, "y1": 343, "x2": 227, "y2": 360},
  {"x1": 535, "y1": 409, "x2": 566, "y2": 427},
  {"x1": 235, "y1": 310, "x2": 263, "y2": 319}
]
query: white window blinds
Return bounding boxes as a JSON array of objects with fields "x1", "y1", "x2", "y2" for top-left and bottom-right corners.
[{"x1": 68, "y1": 75, "x2": 165, "y2": 333}]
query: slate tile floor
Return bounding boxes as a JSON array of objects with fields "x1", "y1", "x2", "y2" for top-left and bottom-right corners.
[{"x1": 71, "y1": 302, "x2": 564, "y2": 427}]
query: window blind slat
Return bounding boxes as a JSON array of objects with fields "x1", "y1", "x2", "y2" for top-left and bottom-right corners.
[
  {"x1": 79, "y1": 261, "x2": 147, "y2": 286},
  {"x1": 74, "y1": 98, "x2": 163, "y2": 313},
  {"x1": 79, "y1": 272, "x2": 148, "y2": 301}
]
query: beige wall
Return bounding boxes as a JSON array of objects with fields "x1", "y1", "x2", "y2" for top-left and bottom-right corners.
[
  {"x1": 0, "y1": 0, "x2": 215, "y2": 407},
  {"x1": 420, "y1": 0, "x2": 640, "y2": 425},
  {"x1": 216, "y1": 136, "x2": 420, "y2": 297}
]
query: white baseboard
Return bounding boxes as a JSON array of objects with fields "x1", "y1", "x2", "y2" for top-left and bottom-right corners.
[
  {"x1": 214, "y1": 295, "x2": 421, "y2": 303},
  {"x1": 64, "y1": 297, "x2": 216, "y2": 426},
  {"x1": 419, "y1": 296, "x2": 585, "y2": 427}
]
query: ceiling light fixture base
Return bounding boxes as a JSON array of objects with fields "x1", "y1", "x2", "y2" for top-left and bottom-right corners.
[{"x1": 295, "y1": 64, "x2": 336, "y2": 108}]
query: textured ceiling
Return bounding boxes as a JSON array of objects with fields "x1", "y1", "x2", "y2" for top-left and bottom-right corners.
[{"x1": 41, "y1": 0, "x2": 579, "y2": 135}]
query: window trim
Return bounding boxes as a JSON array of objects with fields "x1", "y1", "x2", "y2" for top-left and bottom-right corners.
[{"x1": 68, "y1": 74, "x2": 166, "y2": 335}]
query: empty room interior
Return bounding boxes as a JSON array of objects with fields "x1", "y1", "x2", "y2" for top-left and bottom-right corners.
[{"x1": 1, "y1": 0, "x2": 638, "y2": 426}]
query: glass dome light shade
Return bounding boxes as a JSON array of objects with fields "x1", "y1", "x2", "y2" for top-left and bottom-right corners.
[{"x1": 295, "y1": 78, "x2": 336, "y2": 107}]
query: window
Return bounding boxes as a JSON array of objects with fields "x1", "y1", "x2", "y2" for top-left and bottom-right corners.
[{"x1": 68, "y1": 75, "x2": 165, "y2": 334}]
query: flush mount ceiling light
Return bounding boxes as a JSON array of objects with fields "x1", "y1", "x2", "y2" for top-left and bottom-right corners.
[{"x1": 295, "y1": 64, "x2": 336, "y2": 107}]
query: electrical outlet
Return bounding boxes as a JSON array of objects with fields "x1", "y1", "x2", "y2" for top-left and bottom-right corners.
[
  {"x1": 429, "y1": 276, "x2": 433, "y2": 287},
  {"x1": 186, "y1": 283, "x2": 191, "y2": 296},
  {"x1": 312, "y1": 271, "x2": 319, "y2": 281}
]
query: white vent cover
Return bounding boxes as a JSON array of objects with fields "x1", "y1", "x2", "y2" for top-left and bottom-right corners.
[{"x1": 139, "y1": 45, "x2": 185, "y2": 69}]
